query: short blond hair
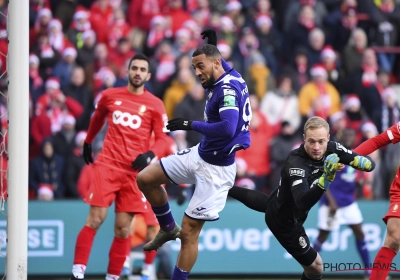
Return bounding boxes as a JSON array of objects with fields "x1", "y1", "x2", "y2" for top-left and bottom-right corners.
[{"x1": 304, "y1": 116, "x2": 330, "y2": 134}]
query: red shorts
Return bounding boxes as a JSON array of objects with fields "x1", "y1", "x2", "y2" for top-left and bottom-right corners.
[
  {"x1": 383, "y1": 177, "x2": 400, "y2": 224},
  {"x1": 85, "y1": 164, "x2": 147, "y2": 213},
  {"x1": 137, "y1": 201, "x2": 158, "y2": 226}
]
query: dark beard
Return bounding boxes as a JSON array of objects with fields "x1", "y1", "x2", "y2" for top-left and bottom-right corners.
[
  {"x1": 129, "y1": 76, "x2": 145, "y2": 88},
  {"x1": 201, "y1": 69, "x2": 216, "y2": 89}
]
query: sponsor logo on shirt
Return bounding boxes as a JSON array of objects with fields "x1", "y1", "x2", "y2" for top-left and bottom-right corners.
[
  {"x1": 312, "y1": 169, "x2": 319, "y2": 174},
  {"x1": 112, "y1": 110, "x2": 142, "y2": 129},
  {"x1": 289, "y1": 168, "x2": 305, "y2": 177}
]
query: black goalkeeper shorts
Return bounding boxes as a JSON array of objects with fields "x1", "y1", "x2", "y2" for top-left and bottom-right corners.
[{"x1": 265, "y1": 205, "x2": 317, "y2": 266}]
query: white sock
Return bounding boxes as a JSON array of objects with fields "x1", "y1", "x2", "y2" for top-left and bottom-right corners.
[
  {"x1": 143, "y1": 263, "x2": 154, "y2": 273},
  {"x1": 123, "y1": 255, "x2": 130, "y2": 268},
  {"x1": 105, "y1": 273, "x2": 120, "y2": 280},
  {"x1": 72, "y1": 264, "x2": 86, "y2": 279}
]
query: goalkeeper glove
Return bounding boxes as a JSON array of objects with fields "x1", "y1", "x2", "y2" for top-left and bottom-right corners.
[
  {"x1": 131, "y1": 151, "x2": 155, "y2": 171},
  {"x1": 350, "y1": 155, "x2": 372, "y2": 171},
  {"x1": 83, "y1": 142, "x2": 93, "y2": 165},
  {"x1": 166, "y1": 118, "x2": 193, "y2": 131},
  {"x1": 201, "y1": 29, "x2": 217, "y2": 46},
  {"x1": 317, "y1": 153, "x2": 340, "y2": 190}
]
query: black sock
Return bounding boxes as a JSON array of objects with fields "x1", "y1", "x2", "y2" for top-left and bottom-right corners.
[{"x1": 228, "y1": 186, "x2": 269, "y2": 213}]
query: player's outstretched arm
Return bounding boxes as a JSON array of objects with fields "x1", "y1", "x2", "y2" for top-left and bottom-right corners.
[
  {"x1": 292, "y1": 154, "x2": 340, "y2": 211},
  {"x1": 167, "y1": 109, "x2": 239, "y2": 138},
  {"x1": 333, "y1": 142, "x2": 376, "y2": 172},
  {"x1": 354, "y1": 130, "x2": 392, "y2": 156},
  {"x1": 228, "y1": 186, "x2": 269, "y2": 213}
]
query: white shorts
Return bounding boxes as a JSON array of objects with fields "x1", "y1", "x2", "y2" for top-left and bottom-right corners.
[
  {"x1": 160, "y1": 145, "x2": 236, "y2": 221},
  {"x1": 318, "y1": 202, "x2": 363, "y2": 231}
]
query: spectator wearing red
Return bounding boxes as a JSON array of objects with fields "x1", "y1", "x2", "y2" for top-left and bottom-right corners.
[
  {"x1": 172, "y1": 28, "x2": 197, "y2": 57},
  {"x1": 35, "y1": 77, "x2": 61, "y2": 115},
  {"x1": 30, "y1": 7, "x2": 52, "y2": 47},
  {"x1": 189, "y1": 0, "x2": 211, "y2": 28},
  {"x1": 163, "y1": 0, "x2": 191, "y2": 34},
  {"x1": 29, "y1": 54, "x2": 44, "y2": 103},
  {"x1": 108, "y1": 38, "x2": 135, "y2": 74},
  {"x1": 89, "y1": 0, "x2": 114, "y2": 44},
  {"x1": 94, "y1": 66, "x2": 116, "y2": 92},
  {"x1": 127, "y1": 0, "x2": 168, "y2": 32},
  {"x1": 48, "y1": 19, "x2": 73, "y2": 53},
  {"x1": 107, "y1": 7, "x2": 131, "y2": 50},
  {"x1": 152, "y1": 41, "x2": 176, "y2": 97},
  {"x1": 36, "y1": 78, "x2": 84, "y2": 119},
  {"x1": 343, "y1": 94, "x2": 365, "y2": 146},
  {"x1": 144, "y1": 15, "x2": 171, "y2": 56}
]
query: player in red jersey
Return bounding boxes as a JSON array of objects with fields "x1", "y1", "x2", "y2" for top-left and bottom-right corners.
[
  {"x1": 70, "y1": 54, "x2": 170, "y2": 280},
  {"x1": 353, "y1": 121, "x2": 400, "y2": 280}
]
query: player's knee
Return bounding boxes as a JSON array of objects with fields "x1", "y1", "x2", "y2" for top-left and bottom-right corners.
[
  {"x1": 136, "y1": 171, "x2": 149, "y2": 191},
  {"x1": 180, "y1": 225, "x2": 201, "y2": 246},
  {"x1": 304, "y1": 254, "x2": 323, "y2": 276},
  {"x1": 86, "y1": 217, "x2": 103, "y2": 230},
  {"x1": 114, "y1": 225, "x2": 130, "y2": 238},
  {"x1": 385, "y1": 234, "x2": 400, "y2": 252}
]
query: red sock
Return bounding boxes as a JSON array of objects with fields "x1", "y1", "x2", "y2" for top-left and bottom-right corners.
[
  {"x1": 74, "y1": 226, "x2": 97, "y2": 265},
  {"x1": 126, "y1": 235, "x2": 131, "y2": 257},
  {"x1": 108, "y1": 236, "x2": 130, "y2": 275},
  {"x1": 371, "y1": 247, "x2": 397, "y2": 280},
  {"x1": 144, "y1": 250, "x2": 157, "y2": 265}
]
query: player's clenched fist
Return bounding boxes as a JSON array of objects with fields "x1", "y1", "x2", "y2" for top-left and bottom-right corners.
[
  {"x1": 131, "y1": 151, "x2": 155, "y2": 171},
  {"x1": 350, "y1": 155, "x2": 372, "y2": 171},
  {"x1": 201, "y1": 29, "x2": 217, "y2": 46},
  {"x1": 83, "y1": 142, "x2": 93, "y2": 165},
  {"x1": 323, "y1": 153, "x2": 340, "y2": 181},
  {"x1": 318, "y1": 153, "x2": 340, "y2": 190},
  {"x1": 166, "y1": 118, "x2": 193, "y2": 131}
]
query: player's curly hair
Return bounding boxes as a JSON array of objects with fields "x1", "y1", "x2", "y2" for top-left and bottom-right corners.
[{"x1": 192, "y1": 44, "x2": 221, "y2": 59}]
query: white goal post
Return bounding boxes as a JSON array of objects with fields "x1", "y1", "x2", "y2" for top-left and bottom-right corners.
[{"x1": 6, "y1": 0, "x2": 29, "y2": 279}]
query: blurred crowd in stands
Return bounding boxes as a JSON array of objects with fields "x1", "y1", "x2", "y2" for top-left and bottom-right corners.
[{"x1": 1, "y1": 0, "x2": 400, "y2": 202}]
